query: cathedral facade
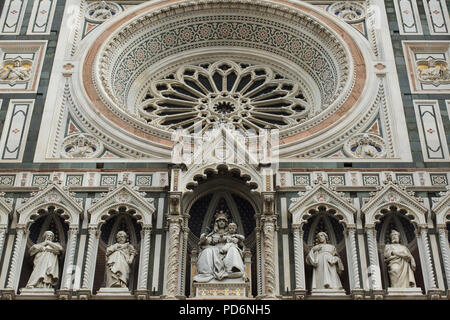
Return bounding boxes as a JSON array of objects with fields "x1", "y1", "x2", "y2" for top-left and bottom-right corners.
[{"x1": 0, "y1": 0, "x2": 448, "y2": 300}]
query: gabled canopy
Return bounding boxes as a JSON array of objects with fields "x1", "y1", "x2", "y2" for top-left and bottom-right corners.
[
  {"x1": 16, "y1": 182, "x2": 83, "y2": 227},
  {"x1": 289, "y1": 181, "x2": 356, "y2": 228},
  {"x1": 88, "y1": 183, "x2": 155, "y2": 227},
  {"x1": 361, "y1": 180, "x2": 427, "y2": 228}
]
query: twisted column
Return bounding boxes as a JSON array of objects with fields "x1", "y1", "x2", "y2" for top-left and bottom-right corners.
[
  {"x1": 61, "y1": 226, "x2": 79, "y2": 289},
  {"x1": 6, "y1": 225, "x2": 26, "y2": 289},
  {"x1": 0, "y1": 225, "x2": 7, "y2": 267},
  {"x1": 348, "y1": 227, "x2": 361, "y2": 289},
  {"x1": 255, "y1": 224, "x2": 263, "y2": 296},
  {"x1": 292, "y1": 225, "x2": 305, "y2": 290},
  {"x1": 261, "y1": 215, "x2": 277, "y2": 298},
  {"x1": 365, "y1": 226, "x2": 382, "y2": 290},
  {"x1": 81, "y1": 225, "x2": 98, "y2": 289},
  {"x1": 138, "y1": 225, "x2": 152, "y2": 290},
  {"x1": 420, "y1": 227, "x2": 437, "y2": 288},
  {"x1": 166, "y1": 216, "x2": 182, "y2": 298},
  {"x1": 438, "y1": 227, "x2": 450, "y2": 288}
]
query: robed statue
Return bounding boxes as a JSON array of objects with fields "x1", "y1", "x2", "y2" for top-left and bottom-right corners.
[
  {"x1": 105, "y1": 231, "x2": 137, "y2": 288},
  {"x1": 26, "y1": 231, "x2": 63, "y2": 289},
  {"x1": 193, "y1": 211, "x2": 247, "y2": 282},
  {"x1": 384, "y1": 229, "x2": 416, "y2": 288},
  {"x1": 306, "y1": 231, "x2": 344, "y2": 290}
]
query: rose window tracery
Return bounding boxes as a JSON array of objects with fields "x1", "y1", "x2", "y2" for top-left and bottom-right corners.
[{"x1": 138, "y1": 60, "x2": 310, "y2": 133}]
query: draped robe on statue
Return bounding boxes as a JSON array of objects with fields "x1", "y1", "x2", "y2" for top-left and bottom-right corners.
[
  {"x1": 26, "y1": 241, "x2": 63, "y2": 288},
  {"x1": 306, "y1": 243, "x2": 344, "y2": 289},
  {"x1": 106, "y1": 243, "x2": 137, "y2": 287},
  {"x1": 384, "y1": 243, "x2": 416, "y2": 288},
  {"x1": 193, "y1": 232, "x2": 246, "y2": 282}
]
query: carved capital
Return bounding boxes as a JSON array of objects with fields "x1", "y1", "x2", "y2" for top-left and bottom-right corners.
[{"x1": 169, "y1": 193, "x2": 182, "y2": 215}]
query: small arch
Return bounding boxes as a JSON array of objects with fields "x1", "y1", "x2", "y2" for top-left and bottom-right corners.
[
  {"x1": 375, "y1": 206, "x2": 425, "y2": 293},
  {"x1": 92, "y1": 207, "x2": 142, "y2": 294}
]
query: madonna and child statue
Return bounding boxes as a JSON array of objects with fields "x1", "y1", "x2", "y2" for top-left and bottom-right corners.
[{"x1": 193, "y1": 210, "x2": 249, "y2": 297}]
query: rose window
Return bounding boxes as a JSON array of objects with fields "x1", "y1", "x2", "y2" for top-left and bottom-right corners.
[{"x1": 138, "y1": 60, "x2": 310, "y2": 133}]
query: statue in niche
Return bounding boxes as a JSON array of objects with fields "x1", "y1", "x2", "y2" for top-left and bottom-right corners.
[
  {"x1": 26, "y1": 231, "x2": 63, "y2": 289},
  {"x1": 0, "y1": 59, "x2": 32, "y2": 83},
  {"x1": 384, "y1": 229, "x2": 416, "y2": 288},
  {"x1": 306, "y1": 231, "x2": 344, "y2": 290},
  {"x1": 105, "y1": 231, "x2": 137, "y2": 288},
  {"x1": 193, "y1": 211, "x2": 247, "y2": 283}
]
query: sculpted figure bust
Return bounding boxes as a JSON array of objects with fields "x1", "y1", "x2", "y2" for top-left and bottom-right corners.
[
  {"x1": 105, "y1": 231, "x2": 137, "y2": 288},
  {"x1": 193, "y1": 211, "x2": 247, "y2": 283},
  {"x1": 384, "y1": 229, "x2": 416, "y2": 288},
  {"x1": 26, "y1": 231, "x2": 63, "y2": 289},
  {"x1": 306, "y1": 231, "x2": 344, "y2": 290}
]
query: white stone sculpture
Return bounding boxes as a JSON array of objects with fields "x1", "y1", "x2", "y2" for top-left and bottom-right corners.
[
  {"x1": 306, "y1": 231, "x2": 344, "y2": 290},
  {"x1": 26, "y1": 231, "x2": 63, "y2": 289},
  {"x1": 384, "y1": 229, "x2": 416, "y2": 288},
  {"x1": 417, "y1": 57, "x2": 450, "y2": 84},
  {"x1": 61, "y1": 133, "x2": 103, "y2": 158},
  {"x1": 105, "y1": 231, "x2": 137, "y2": 288},
  {"x1": 193, "y1": 211, "x2": 247, "y2": 282},
  {"x1": 85, "y1": 1, "x2": 122, "y2": 23},
  {"x1": 0, "y1": 58, "x2": 32, "y2": 84}
]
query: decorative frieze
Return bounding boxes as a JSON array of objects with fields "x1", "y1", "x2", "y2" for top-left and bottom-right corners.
[
  {"x1": 403, "y1": 41, "x2": 450, "y2": 93},
  {"x1": 0, "y1": 41, "x2": 47, "y2": 92}
]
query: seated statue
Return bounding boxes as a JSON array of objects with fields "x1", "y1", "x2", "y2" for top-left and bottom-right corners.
[
  {"x1": 384, "y1": 229, "x2": 416, "y2": 288},
  {"x1": 105, "y1": 231, "x2": 137, "y2": 288},
  {"x1": 193, "y1": 211, "x2": 247, "y2": 283},
  {"x1": 26, "y1": 231, "x2": 63, "y2": 289},
  {"x1": 306, "y1": 231, "x2": 344, "y2": 290}
]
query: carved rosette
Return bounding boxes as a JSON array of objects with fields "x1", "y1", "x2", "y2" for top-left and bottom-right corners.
[
  {"x1": 344, "y1": 133, "x2": 387, "y2": 158},
  {"x1": 61, "y1": 133, "x2": 103, "y2": 159},
  {"x1": 85, "y1": 1, "x2": 122, "y2": 23},
  {"x1": 328, "y1": 2, "x2": 367, "y2": 23}
]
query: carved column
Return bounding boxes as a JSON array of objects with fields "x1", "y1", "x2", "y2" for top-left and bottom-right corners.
[
  {"x1": 61, "y1": 225, "x2": 79, "y2": 289},
  {"x1": 365, "y1": 226, "x2": 383, "y2": 298},
  {"x1": 0, "y1": 225, "x2": 7, "y2": 266},
  {"x1": 6, "y1": 224, "x2": 27, "y2": 290},
  {"x1": 137, "y1": 224, "x2": 152, "y2": 291},
  {"x1": 261, "y1": 215, "x2": 277, "y2": 299},
  {"x1": 348, "y1": 226, "x2": 361, "y2": 289},
  {"x1": 292, "y1": 225, "x2": 306, "y2": 299},
  {"x1": 292, "y1": 225, "x2": 305, "y2": 289},
  {"x1": 81, "y1": 225, "x2": 99, "y2": 290},
  {"x1": 255, "y1": 222, "x2": 263, "y2": 296},
  {"x1": 166, "y1": 215, "x2": 182, "y2": 298},
  {"x1": 437, "y1": 226, "x2": 450, "y2": 290},
  {"x1": 418, "y1": 226, "x2": 438, "y2": 290}
]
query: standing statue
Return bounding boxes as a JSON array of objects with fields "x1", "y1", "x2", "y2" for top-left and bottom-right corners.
[
  {"x1": 306, "y1": 231, "x2": 344, "y2": 290},
  {"x1": 105, "y1": 231, "x2": 137, "y2": 288},
  {"x1": 384, "y1": 229, "x2": 416, "y2": 288},
  {"x1": 26, "y1": 231, "x2": 63, "y2": 289},
  {"x1": 193, "y1": 211, "x2": 247, "y2": 282}
]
